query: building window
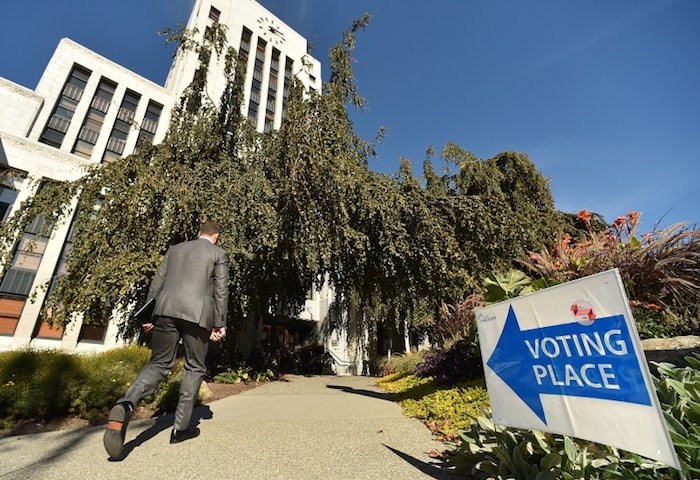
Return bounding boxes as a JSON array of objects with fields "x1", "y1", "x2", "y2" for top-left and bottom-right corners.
[
  {"x1": 282, "y1": 57, "x2": 293, "y2": 116},
  {"x1": 247, "y1": 38, "x2": 267, "y2": 126},
  {"x1": 208, "y1": 6, "x2": 221, "y2": 22},
  {"x1": 78, "y1": 324, "x2": 107, "y2": 342},
  {"x1": 46, "y1": 211, "x2": 76, "y2": 297},
  {"x1": 72, "y1": 78, "x2": 116, "y2": 159},
  {"x1": 40, "y1": 210, "x2": 81, "y2": 340},
  {"x1": 136, "y1": 101, "x2": 163, "y2": 147},
  {"x1": 102, "y1": 90, "x2": 140, "y2": 163},
  {"x1": 0, "y1": 297, "x2": 24, "y2": 335},
  {"x1": 239, "y1": 28, "x2": 252, "y2": 61},
  {"x1": 0, "y1": 174, "x2": 19, "y2": 223},
  {"x1": 0, "y1": 212, "x2": 54, "y2": 298},
  {"x1": 39, "y1": 65, "x2": 91, "y2": 148},
  {"x1": 264, "y1": 48, "x2": 280, "y2": 133}
]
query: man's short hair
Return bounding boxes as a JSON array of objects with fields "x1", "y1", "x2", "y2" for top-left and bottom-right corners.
[{"x1": 200, "y1": 219, "x2": 221, "y2": 236}]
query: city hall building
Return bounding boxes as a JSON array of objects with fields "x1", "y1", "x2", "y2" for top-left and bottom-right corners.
[{"x1": 0, "y1": 0, "x2": 366, "y2": 374}]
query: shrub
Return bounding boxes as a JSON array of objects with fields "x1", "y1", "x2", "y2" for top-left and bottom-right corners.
[
  {"x1": 632, "y1": 304, "x2": 700, "y2": 339},
  {"x1": 415, "y1": 340, "x2": 483, "y2": 385},
  {"x1": 149, "y1": 359, "x2": 222, "y2": 413},
  {"x1": 378, "y1": 374, "x2": 489, "y2": 441},
  {"x1": 376, "y1": 351, "x2": 425, "y2": 379},
  {"x1": 444, "y1": 353, "x2": 700, "y2": 479},
  {"x1": 653, "y1": 354, "x2": 700, "y2": 479},
  {"x1": 149, "y1": 361, "x2": 185, "y2": 413},
  {"x1": 0, "y1": 345, "x2": 216, "y2": 426},
  {"x1": 445, "y1": 415, "x2": 671, "y2": 479},
  {"x1": 68, "y1": 345, "x2": 151, "y2": 421},
  {"x1": 523, "y1": 211, "x2": 700, "y2": 336},
  {"x1": 427, "y1": 294, "x2": 483, "y2": 348},
  {"x1": 0, "y1": 349, "x2": 84, "y2": 420},
  {"x1": 401, "y1": 381, "x2": 489, "y2": 441},
  {"x1": 211, "y1": 364, "x2": 273, "y2": 384}
]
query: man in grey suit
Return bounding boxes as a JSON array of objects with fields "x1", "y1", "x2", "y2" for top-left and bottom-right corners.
[{"x1": 104, "y1": 220, "x2": 229, "y2": 460}]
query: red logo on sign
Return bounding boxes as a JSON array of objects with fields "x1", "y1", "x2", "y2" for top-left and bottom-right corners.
[{"x1": 571, "y1": 301, "x2": 596, "y2": 324}]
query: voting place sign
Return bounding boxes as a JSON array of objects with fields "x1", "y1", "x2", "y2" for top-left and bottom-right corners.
[{"x1": 476, "y1": 269, "x2": 680, "y2": 469}]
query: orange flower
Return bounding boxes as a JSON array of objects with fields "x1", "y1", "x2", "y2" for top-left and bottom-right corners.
[
  {"x1": 612, "y1": 216, "x2": 626, "y2": 229},
  {"x1": 576, "y1": 209, "x2": 592, "y2": 223},
  {"x1": 646, "y1": 303, "x2": 663, "y2": 312},
  {"x1": 627, "y1": 211, "x2": 640, "y2": 227}
]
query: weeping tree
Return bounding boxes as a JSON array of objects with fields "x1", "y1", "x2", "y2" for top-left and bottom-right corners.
[
  {"x1": 0, "y1": 17, "x2": 563, "y2": 362},
  {"x1": 0, "y1": 24, "x2": 264, "y2": 341}
]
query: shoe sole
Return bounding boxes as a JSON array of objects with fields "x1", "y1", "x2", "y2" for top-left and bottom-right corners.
[{"x1": 103, "y1": 404, "x2": 131, "y2": 459}]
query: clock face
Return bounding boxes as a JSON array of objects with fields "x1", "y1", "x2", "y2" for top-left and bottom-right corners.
[{"x1": 256, "y1": 16, "x2": 286, "y2": 45}]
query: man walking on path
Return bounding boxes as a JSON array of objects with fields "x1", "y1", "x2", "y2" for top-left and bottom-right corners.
[{"x1": 104, "y1": 219, "x2": 229, "y2": 460}]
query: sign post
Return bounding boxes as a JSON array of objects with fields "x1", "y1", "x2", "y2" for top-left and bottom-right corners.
[{"x1": 476, "y1": 269, "x2": 680, "y2": 469}]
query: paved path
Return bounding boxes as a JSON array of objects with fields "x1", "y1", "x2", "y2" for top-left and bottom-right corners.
[{"x1": 0, "y1": 375, "x2": 457, "y2": 480}]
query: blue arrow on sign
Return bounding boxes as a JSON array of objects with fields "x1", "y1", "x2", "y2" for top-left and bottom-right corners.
[{"x1": 486, "y1": 306, "x2": 651, "y2": 425}]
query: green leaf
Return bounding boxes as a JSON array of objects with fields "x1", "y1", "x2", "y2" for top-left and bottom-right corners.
[
  {"x1": 512, "y1": 445, "x2": 530, "y2": 478},
  {"x1": 477, "y1": 415, "x2": 495, "y2": 431},
  {"x1": 540, "y1": 452, "x2": 562, "y2": 470},
  {"x1": 533, "y1": 430, "x2": 552, "y2": 453},
  {"x1": 564, "y1": 437, "x2": 578, "y2": 464}
]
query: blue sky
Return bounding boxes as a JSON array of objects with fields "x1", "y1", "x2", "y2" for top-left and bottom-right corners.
[{"x1": 1, "y1": 0, "x2": 698, "y2": 230}]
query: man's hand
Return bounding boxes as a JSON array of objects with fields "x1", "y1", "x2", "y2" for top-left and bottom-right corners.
[
  {"x1": 142, "y1": 322, "x2": 154, "y2": 333},
  {"x1": 210, "y1": 326, "x2": 226, "y2": 342}
]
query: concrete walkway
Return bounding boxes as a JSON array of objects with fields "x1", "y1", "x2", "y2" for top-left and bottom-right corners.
[{"x1": 0, "y1": 375, "x2": 458, "y2": 480}]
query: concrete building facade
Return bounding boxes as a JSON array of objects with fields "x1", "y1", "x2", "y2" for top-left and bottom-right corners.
[{"x1": 0, "y1": 0, "x2": 365, "y2": 374}]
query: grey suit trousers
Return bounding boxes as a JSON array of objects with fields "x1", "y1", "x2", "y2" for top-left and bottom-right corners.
[{"x1": 118, "y1": 316, "x2": 209, "y2": 430}]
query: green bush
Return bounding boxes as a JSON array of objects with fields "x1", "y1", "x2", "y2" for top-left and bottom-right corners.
[
  {"x1": 378, "y1": 374, "x2": 489, "y2": 441},
  {"x1": 415, "y1": 340, "x2": 483, "y2": 386},
  {"x1": 68, "y1": 345, "x2": 151, "y2": 421},
  {"x1": 654, "y1": 355, "x2": 700, "y2": 479},
  {"x1": 0, "y1": 349, "x2": 84, "y2": 420},
  {"x1": 149, "y1": 361, "x2": 185, "y2": 413},
  {"x1": 445, "y1": 415, "x2": 671, "y2": 480},
  {"x1": 1, "y1": 346, "x2": 151, "y2": 425},
  {"x1": 376, "y1": 352, "x2": 425, "y2": 379},
  {"x1": 444, "y1": 353, "x2": 700, "y2": 479},
  {"x1": 214, "y1": 364, "x2": 251, "y2": 384},
  {"x1": 149, "y1": 360, "x2": 217, "y2": 413}
]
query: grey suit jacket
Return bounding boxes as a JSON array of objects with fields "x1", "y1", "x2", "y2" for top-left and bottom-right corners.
[{"x1": 147, "y1": 237, "x2": 229, "y2": 330}]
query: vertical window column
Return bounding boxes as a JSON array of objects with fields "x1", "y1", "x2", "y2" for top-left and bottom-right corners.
[
  {"x1": 136, "y1": 101, "x2": 163, "y2": 147},
  {"x1": 72, "y1": 78, "x2": 116, "y2": 159},
  {"x1": 39, "y1": 65, "x2": 91, "y2": 148},
  {"x1": 102, "y1": 90, "x2": 140, "y2": 163},
  {"x1": 238, "y1": 28, "x2": 252, "y2": 118},
  {"x1": 239, "y1": 28, "x2": 252, "y2": 62},
  {"x1": 0, "y1": 174, "x2": 20, "y2": 223},
  {"x1": 0, "y1": 209, "x2": 55, "y2": 337},
  {"x1": 264, "y1": 49, "x2": 280, "y2": 133},
  {"x1": 247, "y1": 37, "x2": 267, "y2": 129},
  {"x1": 282, "y1": 57, "x2": 294, "y2": 117}
]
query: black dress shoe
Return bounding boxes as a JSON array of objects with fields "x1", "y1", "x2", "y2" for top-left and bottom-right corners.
[
  {"x1": 170, "y1": 427, "x2": 201, "y2": 444},
  {"x1": 103, "y1": 402, "x2": 133, "y2": 459}
]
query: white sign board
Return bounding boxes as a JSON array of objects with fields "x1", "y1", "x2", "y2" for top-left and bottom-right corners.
[{"x1": 476, "y1": 269, "x2": 680, "y2": 469}]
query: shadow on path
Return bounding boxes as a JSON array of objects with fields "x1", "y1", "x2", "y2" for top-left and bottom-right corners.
[
  {"x1": 1, "y1": 425, "x2": 98, "y2": 478},
  {"x1": 383, "y1": 445, "x2": 458, "y2": 479},
  {"x1": 325, "y1": 384, "x2": 393, "y2": 401},
  {"x1": 116, "y1": 405, "x2": 213, "y2": 461}
]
